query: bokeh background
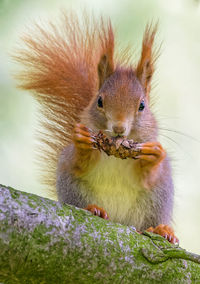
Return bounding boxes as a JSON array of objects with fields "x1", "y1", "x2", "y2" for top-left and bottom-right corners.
[{"x1": 0, "y1": 0, "x2": 200, "y2": 253}]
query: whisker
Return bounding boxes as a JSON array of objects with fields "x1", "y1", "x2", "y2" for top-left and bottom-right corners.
[
  {"x1": 135, "y1": 124, "x2": 179, "y2": 146},
  {"x1": 157, "y1": 115, "x2": 180, "y2": 120},
  {"x1": 135, "y1": 119, "x2": 200, "y2": 144},
  {"x1": 158, "y1": 127, "x2": 200, "y2": 144},
  {"x1": 135, "y1": 123, "x2": 195, "y2": 159},
  {"x1": 159, "y1": 133, "x2": 180, "y2": 148}
]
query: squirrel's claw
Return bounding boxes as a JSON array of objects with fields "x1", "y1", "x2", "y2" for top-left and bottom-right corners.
[
  {"x1": 73, "y1": 123, "x2": 96, "y2": 150},
  {"x1": 74, "y1": 123, "x2": 93, "y2": 134},
  {"x1": 85, "y1": 204, "x2": 109, "y2": 220},
  {"x1": 136, "y1": 141, "x2": 166, "y2": 165},
  {"x1": 146, "y1": 224, "x2": 179, "y2": 244}
]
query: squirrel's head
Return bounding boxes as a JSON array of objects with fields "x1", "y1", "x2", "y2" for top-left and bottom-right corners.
[
  {"x1": 82, "y1": 23, "x2": 158, "y2": 141},
  {"x1": 86, "y1": 68, "x2": 157, "y2": 141}
]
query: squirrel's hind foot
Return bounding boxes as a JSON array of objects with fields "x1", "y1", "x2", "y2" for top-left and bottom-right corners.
[
  {"x1": 146, "y1": 224, "x2": 179, "y2": 244},
  {"x1": 85, "y1": 204, "x2": 109, "y2": 220}
]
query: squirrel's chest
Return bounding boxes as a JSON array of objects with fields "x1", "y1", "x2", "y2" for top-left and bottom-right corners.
[{"x1": 82, "y1": 153, "x2": 146, "y2": 226}]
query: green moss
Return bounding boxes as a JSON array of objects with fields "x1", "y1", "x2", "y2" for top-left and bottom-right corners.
[
  {"x1": 9, "y1": 188, "x2": 20, "y2": 199},
  {"x1": 31, "y1": 225, "x2": 52, "y2": 245},
  {"x1": 1, "y1": 185, "x2": 200, "y2": 283},
  {"x1": 27, "y1": 200, "x2": 36, "y2": 209}
]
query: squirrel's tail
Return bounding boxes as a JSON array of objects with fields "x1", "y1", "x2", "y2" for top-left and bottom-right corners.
[{"x1": 13, "y1": 12, "x2": 114, "y2": 194}]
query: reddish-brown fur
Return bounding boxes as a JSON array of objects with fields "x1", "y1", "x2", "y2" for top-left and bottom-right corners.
[
  {"x1": 136, "y1": 23, "x2": 159, "y2": 96},
  {"x1": 14, "y1": 13, "x2": 157, "y2": 192},
  {"x1": 13, "y1": 14, "x2": 116, "y2": 192}
]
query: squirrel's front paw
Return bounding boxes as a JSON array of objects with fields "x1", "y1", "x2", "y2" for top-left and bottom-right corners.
[
  {"x1": 136, "y1": 141, "x2": 166, "y2": 189},
  {"x1": 146, "y1": 224, "x2": 179, "y2": 244},
  {"x1": 85, "y1": 204, "x2": 109, "y2": 220},
  {"x1": 73, "y1": 123, "x2": 95, "y2": 150},
  {"x1": 136, "y1": 141, "x2": 166, "y2": 165}
]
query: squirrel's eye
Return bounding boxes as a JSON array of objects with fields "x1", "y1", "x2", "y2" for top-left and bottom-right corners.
[
  {"x1": 97, "y1": 96, "x2": 103, "y2": 108},
  {"x1": 139, "y1": 100, "x2": 145, "y2": 111}
]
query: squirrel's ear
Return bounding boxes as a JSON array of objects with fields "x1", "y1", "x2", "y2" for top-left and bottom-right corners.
[
  {"x1": 98, "y1": 54, "x2": 114, "y2": 89},
  {"x1": 136, "y1": 23, "x2": 159, "y2": 96},
  {"x1": 98, "y1": 21, "x2": 114, "y2": 89}
]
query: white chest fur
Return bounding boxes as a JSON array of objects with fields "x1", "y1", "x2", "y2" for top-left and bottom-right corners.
[{"x1": 82, "y1": 153, "x2": 147, "y2": 228}]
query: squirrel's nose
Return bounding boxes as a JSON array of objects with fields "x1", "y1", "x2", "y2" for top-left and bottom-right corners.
[{"x1": 112, "y1": 125, "x2": 126, "y2": 135}]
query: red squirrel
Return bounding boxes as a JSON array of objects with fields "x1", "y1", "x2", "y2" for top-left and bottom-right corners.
[{"x1": 14, "y1": 13, "x2": 178, "y2": 244}]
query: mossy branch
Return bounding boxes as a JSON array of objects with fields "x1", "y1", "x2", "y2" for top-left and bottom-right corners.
[{"x1": 0, "y1": 184, "x2": 200, "y2": 283}]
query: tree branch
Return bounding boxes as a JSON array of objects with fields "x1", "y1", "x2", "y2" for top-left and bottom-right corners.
[{"x1": 0, "y1": 184, "x2": 200, "y2": 283}]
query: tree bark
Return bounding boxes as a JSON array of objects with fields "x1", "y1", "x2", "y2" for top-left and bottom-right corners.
[{"x1": 0, "y1": 184, "x2": 200, "y2": 283}]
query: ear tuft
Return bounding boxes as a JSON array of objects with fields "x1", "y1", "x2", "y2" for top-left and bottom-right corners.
[
  {"x1": 136, "y1": 23, "x2": 159, "y2": 95},
  {"x1": 98, "y1": 20, "x2": 114, "y2": 89},
  {"x1": 98, "y1": 54, "x2": 114, "y2": 89}
]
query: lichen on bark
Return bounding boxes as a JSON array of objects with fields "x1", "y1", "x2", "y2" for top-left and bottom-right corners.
[{"x1": 0, "y1": 184, "x2": 200, "y2": 283}]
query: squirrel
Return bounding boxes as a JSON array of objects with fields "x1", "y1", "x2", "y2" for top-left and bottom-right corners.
[{"x1": 14, "y1": 12, "x2": 178, "y2": 244}]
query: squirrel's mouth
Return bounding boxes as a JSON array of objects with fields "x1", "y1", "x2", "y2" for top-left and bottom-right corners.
[
  {"x1": 112, "y1": 134, "x2": 126, "y2": 138},
  {"x1": 103, "y1": 129, "x2": 127, "y2": 139}
]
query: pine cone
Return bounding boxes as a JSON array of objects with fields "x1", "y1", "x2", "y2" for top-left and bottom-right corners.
[{"x1": 93, "y1": 131, "x2": 141, "y2": 159}]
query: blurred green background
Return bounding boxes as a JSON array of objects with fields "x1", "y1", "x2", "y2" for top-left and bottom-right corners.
[{"x1": 0, "y1": 0, "x2": 200, "y2": 253}]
